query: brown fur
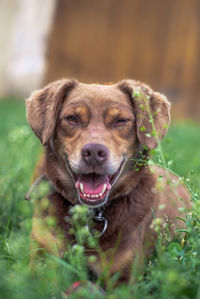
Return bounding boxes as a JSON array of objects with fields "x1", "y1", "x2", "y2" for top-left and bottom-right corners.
[{"x1": 26, "y1": 79, "x2": 191, "y2": 283}]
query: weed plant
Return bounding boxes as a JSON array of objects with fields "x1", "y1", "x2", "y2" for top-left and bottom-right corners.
[{"x1": 0, "y1": 99, "x2": 199, "y2": 298}]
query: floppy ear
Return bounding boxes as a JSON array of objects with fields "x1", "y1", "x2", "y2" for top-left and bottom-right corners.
[
  {"x1": 118, "y1": 79, "x2": 171, "y2": 150},
  {"x1": 26, "y1": 79, "x2": 77, "y2": 145}
]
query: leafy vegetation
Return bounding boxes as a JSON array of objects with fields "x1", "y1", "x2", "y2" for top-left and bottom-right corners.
[{"x1": 0, "y1": 99, "x2": 199, "y2": 298}]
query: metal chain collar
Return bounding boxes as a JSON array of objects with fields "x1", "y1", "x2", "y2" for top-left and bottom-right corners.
[{"x1": 86, "y1": 209, "x2": 108, "y2": 238}]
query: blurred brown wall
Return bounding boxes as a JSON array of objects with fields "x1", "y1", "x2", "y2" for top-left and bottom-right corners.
[{"x1": 45, "y1": 0, "x2": 200, "y2": 120}]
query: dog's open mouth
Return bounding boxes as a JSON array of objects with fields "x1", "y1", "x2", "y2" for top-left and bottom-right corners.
[
  {"x1": 66, "y1": 157, "x2": 125, "y2": 208},
  {"x1": 75, "y1": 173, "x2": 111, "y2": 207}
]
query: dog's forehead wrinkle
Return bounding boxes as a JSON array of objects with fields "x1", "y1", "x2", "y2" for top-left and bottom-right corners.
[{"x1": 66, "y1": 83, "x2": 132, "y2": 107}]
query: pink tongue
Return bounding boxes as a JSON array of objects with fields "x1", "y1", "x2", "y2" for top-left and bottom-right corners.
[{"x1": 76, "y1": 174, "x2": 110, "y2": 194}]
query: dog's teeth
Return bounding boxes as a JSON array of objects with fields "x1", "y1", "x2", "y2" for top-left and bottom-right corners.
[
  {"x1": 99, "y1": 193, "x2": 102, "y2": 196},
  {"x1": 80, "y1": 183, "x2": 84, "y2": 194},
  {"x1": 96, "y1": 195, "x2": 99, "y2": 198},
  {"x1": 101, "y1": 184, "x2": 107, "y2": 195},
  {"x1": 87, "y1": 194, "x2": 90, "y2": 198},
  {"x1": 107, "y1": 183, "x2": 111, "y2": 190},
  {"x1": 84, "y1": 193, "x2": 86, "y2": 197},
  {"x1": 91, "y1": 195, "x2": 95, "y2": 198}
]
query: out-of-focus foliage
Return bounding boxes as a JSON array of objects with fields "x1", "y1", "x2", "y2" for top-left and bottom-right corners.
[{"x1": 0, "y1": 100, "x2": 41, "y2": 232}]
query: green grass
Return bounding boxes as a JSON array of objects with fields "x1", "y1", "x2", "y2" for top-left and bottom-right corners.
[{"x1": 0, "y1": 100, "x2": 200, "y2": 298}]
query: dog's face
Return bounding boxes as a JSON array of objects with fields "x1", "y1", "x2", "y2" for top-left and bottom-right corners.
[
  {"x1": 26, "y1": 79, "x2": 170, "y2": 208},
  {"x1": 55, "y1": 83, "x2": 136, "y2": 207}
]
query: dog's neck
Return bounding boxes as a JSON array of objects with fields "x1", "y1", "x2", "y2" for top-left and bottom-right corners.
[{"x1": 45, "y1": 163, "x2": 157, "y2": 248}]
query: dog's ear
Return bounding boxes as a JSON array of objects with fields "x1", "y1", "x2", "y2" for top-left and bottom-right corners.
[
  {"x1": 26, "y1": 79, "x2": 77, "y2": 145},
  {"x1": 118, "y1": 79, "x2": 170, "y2": 150}
]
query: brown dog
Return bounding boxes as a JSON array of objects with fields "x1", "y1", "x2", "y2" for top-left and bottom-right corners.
[{"x1": 26, "y1": 79, "x2": 191, "y2": 282}]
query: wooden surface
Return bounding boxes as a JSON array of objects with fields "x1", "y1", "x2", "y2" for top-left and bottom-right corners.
[{"x1": 45, "y1": 0, "x2": 200, "y2": 119}]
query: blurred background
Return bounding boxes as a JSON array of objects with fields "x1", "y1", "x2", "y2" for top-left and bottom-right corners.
[
  {"x1": 0, "y1": 0, "x2": 200, "y2": 120},
  {"x1": 0, "y1": 2, "x2": 200, "y2": 297}
]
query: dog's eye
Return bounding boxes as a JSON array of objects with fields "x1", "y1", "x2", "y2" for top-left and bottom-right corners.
[
  {"x1": 114, "y1": 118, "x2": 129, "y2": 126},
  {"x1": 65, "y1": 115, "x2": 78, "y2": 124}
]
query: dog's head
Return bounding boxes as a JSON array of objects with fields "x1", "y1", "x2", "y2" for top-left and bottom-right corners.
[{"x1": 26, "y1": 79, "x2": 170, "y2": 208}]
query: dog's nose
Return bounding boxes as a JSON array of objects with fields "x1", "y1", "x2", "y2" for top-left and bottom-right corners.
[{"x1": 81, "y1": 143, "x2": 108, "y2": 166}]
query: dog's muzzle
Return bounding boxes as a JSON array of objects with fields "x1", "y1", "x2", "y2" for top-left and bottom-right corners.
[{"x1": 64, "y1": 143, "x2": 125, "y2": 208}]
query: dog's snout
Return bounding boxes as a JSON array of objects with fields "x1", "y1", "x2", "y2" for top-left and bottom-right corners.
[{"x1": 81, "y1": 143, "x2": 108, "y2": 166}]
